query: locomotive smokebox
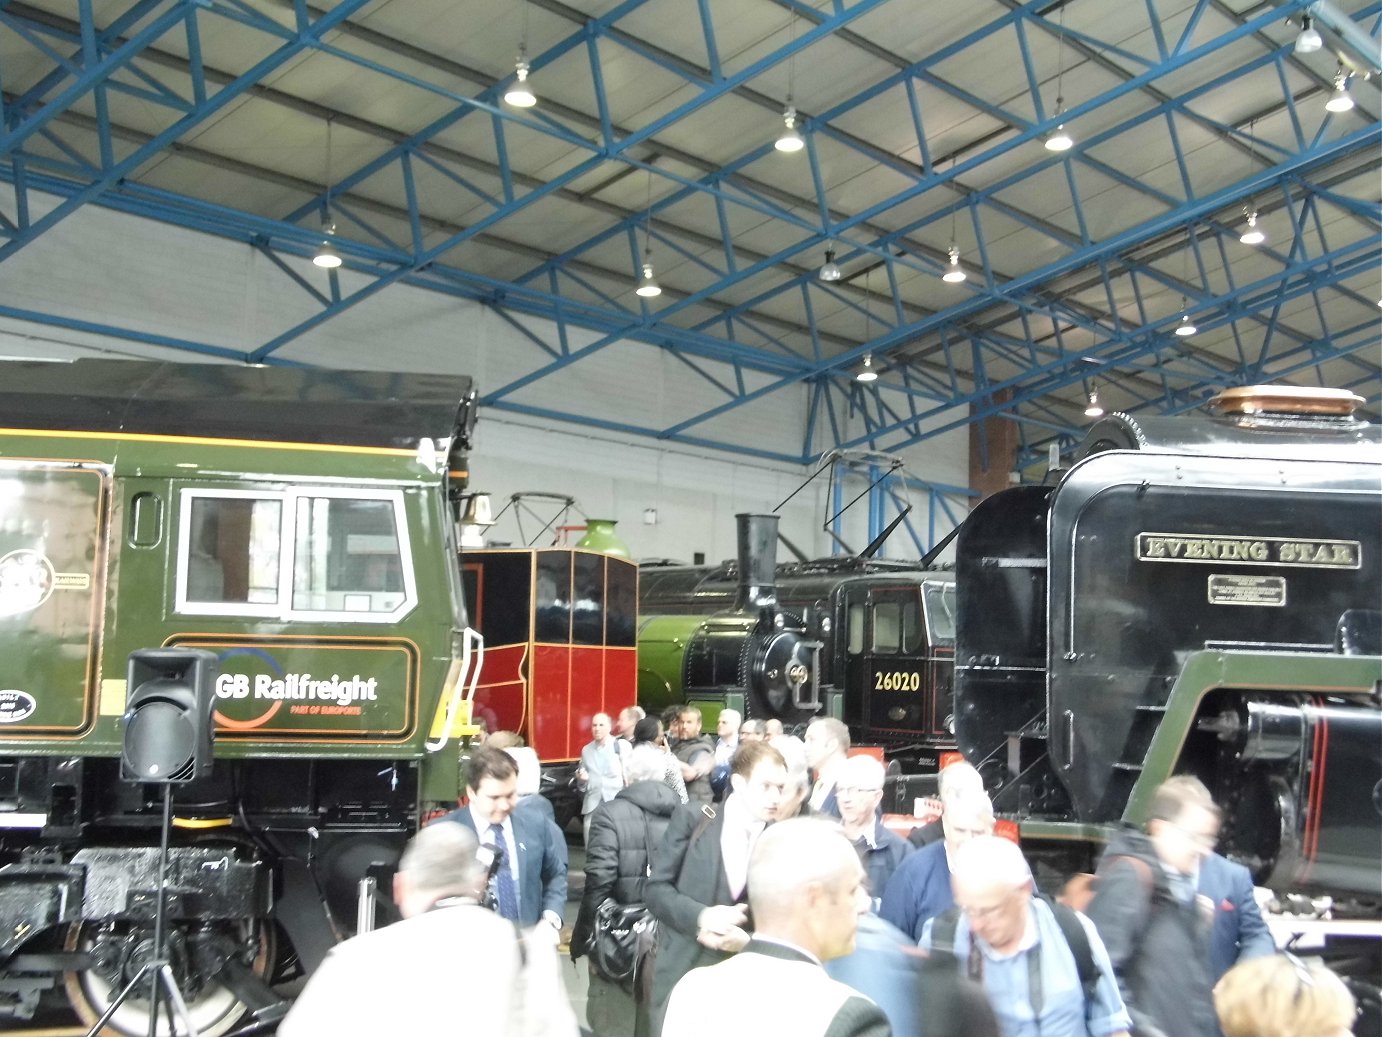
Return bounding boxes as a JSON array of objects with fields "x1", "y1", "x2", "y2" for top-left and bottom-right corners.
[{"x1": 734, "y1": 514, "x2": 780, "y2": 616}]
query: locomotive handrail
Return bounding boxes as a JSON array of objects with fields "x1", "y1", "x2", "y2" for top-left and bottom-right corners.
[{"x1": 425, "y1": 627, "x2": 485, "y2": 753}]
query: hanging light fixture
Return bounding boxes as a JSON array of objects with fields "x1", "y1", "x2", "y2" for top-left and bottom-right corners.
[
  {"x1": 942, "y1": 244, "x2": 966, "y2": 283},
  {"x1": 1044, "y1": 6, "x2": 1074, "y2": 152},
  {"x1": 504, "y1": 54, "x2": 537, "y2": 108},
  {"x1": 775, "y1": 106, "x2": 805, "y2": 152},
  {"x1": 1084, "y1": 384, "x2": 1104, "y2": 418},
  {"x1": 1175, "y1": 312, "x2": 1197, "y2": 337},
  {"x1": 856, "y1": 271, "x2": 879, "y2": 382},
  {"x1": 1324, "y1": 66, "x2": 1355, "y2": 113},
  {"x1": 1045, "y1": 109, "x2": 1074, "y2": 152},
  {"x1": 634, "y1": 169, "x2": 661, "y2": 298},
  {"x1": 503, "y1": 4, "x2": 536, "y2": 107},
  {"x1": 1294, "y1": 14, "x2": 1323, "y2": 54},
  {"x1": 818, "y1": 244, "x2": 842, "y2": 282},
  {"x1": 635, "y1": 261, "x2": 661, "y2": 298},
  {"x1": 1239, "y1": 207, "x2": 1265, "y2": 245},
  {"x1": 313, "y1": 230, "x2": 342, "y2": 269},
  {"x1": 774, "y1": 13, "x2": 804, "y2": 153},
  {"x1": 313, "y1": 116, "x2": 342, "y2": 269}
]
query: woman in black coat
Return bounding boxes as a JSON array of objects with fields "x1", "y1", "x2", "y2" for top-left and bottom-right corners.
[{"x1": 573, "y1": 745, "x2": 680, "y2": 1037}]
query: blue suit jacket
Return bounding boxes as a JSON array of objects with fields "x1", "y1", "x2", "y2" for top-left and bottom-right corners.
[
  {"x1": 444, "y1": 806, "x2": 569, "y2": 927},
  {"x1": 1198, "y1": 852, "x2": 1274, "y2": 983}
]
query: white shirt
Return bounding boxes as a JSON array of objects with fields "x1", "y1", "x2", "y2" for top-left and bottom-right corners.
[
  {"x1": 469, "y1": 805, "x2": 519, "y2": 884},
  {"x1": 719, "y1": 792, "x2": 766, "y2": 900}
]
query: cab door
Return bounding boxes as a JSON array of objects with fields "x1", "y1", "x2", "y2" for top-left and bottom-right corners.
[{"x1": 843, "y1": 585, "x2": 927, "y2": 736}]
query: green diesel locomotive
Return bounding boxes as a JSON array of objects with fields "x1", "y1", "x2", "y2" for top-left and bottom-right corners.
[{"x1": 0, "y1": 360, "x2": 481, "y2": 1034}]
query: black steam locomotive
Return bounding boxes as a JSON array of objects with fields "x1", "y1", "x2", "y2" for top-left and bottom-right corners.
[
  {"x1": 638, "y1": 513, "x2": 958, "y2": 771},
  {"x1": 956, "y1": 385, "x2": 1381, "y2": 899}
]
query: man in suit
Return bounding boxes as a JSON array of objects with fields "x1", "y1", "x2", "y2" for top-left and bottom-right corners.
[
  {"x1": 280, "y1": 822, "x2": 577, "y2": 1037},
  {"x1": 805, "y1": 717, "x2": 850, "y2": 818},
  {"x1": 646, "y1": 740, "x2": 787, "y2": 1036},
  {"x1": 444, "y1": 745, "x2": 568, "y2": 931},
  {"x1": 662, "y1": 818, "x2": 889, "y2": 1037},
  {"x1": 1199, "y1": 849, "x2": 1275, "y2": 971}
]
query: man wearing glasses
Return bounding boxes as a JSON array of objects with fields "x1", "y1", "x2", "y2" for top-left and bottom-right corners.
[
  {"x1": 1085, "y1": 775, "x2": 1224, "y2": 1037},
  {"x1": 834, "y1": 754, "x2": 913, "y2": 911},
  {"x1": 921, "y1": 835, "x2": 1131, "y2": 1037}
]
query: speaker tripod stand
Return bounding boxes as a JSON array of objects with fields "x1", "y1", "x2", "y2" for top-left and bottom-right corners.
[{"x1": 85, "y1": 784, "x2": 201, "y2": 1037}]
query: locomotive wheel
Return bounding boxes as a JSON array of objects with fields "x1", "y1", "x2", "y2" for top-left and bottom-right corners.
[{"x1": 62, "y1": 919, "x2": 274, "y2": 1037}]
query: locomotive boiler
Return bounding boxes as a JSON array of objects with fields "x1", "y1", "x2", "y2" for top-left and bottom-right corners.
[
  {"x1": 955, "y1": 385, "x2": 1381, "y2": 899},
  {"x1": 0, "y1": 360, "x2": 483, "y2": 1034}
]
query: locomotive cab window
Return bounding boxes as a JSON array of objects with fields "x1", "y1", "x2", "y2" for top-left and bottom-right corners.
[
  {"x1": 176, "y1": 488, "x2": 416, "y2": 622},
  {"x1": 872, "y1": 597, "x2": 922, "y2": 655},
  {"x1": 178, "y1": 492, "x2": 283, "y2": 610}
]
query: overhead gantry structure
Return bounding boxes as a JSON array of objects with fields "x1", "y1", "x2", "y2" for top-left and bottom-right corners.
[{"x1": 0, "y1": 0, "x2": 1377, "y2": 468}]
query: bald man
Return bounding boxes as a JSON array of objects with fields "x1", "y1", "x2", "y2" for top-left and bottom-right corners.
[
  {"x1": 909, "y1": 759, "x2": 984, "y2": 848},
  {"x1": 881, "y1": 787, "x2": 994, "y2": 941},
  {"x1": 281, "y1": 823, "x2": 577, "y2": 1036},
  {"x1": 663, "y1": 819, "x2": 889, "y2": 1037},
  {"x1": 921, "y1": 837, "x2": 1131, "y2": 1037}
]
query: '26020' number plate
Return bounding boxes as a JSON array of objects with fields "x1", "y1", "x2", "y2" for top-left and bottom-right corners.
[{"x1": 873, "y1": 671, "x2": 921, "y2": 692}]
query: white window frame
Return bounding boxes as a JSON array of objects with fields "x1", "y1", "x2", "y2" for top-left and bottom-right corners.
[
  {"x1": 175, "y1": 487, "x2": 417, "y2": 624},
  {"x1": 175, "y1": 488, "x2": 286, "y2": 619}
]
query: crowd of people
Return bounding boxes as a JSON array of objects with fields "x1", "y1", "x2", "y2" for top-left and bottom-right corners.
[{"x1": 279, "y1": 709, "x2": 1361, "y2": 1037}]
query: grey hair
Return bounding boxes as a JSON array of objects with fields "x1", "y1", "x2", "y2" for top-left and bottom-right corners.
[
  {"x1": 950, "y1": 834, "x2": 1032, "y2": 891},
  {"x1": 938, "y1": 760, "x2": 983, "y2": 802},
  {"x1": 404, "y1": 822, "x2": 487, "y2": 900}
]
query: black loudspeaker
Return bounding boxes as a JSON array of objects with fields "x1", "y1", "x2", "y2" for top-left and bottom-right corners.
[{"x1": 121, "y1": 648, "x2": 218, "y2": 784}]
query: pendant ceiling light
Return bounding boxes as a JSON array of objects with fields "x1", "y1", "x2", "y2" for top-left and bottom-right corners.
[
  {"x1": 818, "y1": 245, "x2": 842, "y2": 282},
  {"x1": 1324, "y1": 67, "x2": 1354, "y2": 113},
  {"x1": 504, "y1": 56, "x2": 537, "y2": 108},
  {"x1": 1084, "y1": 385, "x2": 1104, "y2": 418},
  {"x1": 774, "y1": 13, "x2": 804, "y2": 153},
  {"x1": 1044, "y1": 6, "x2": 1074, "y2": 152},
  {"x1": 1175, "y1": 313, "x2": 1197, "y2": 337},
  {"x1": 857, "y1": 271, "x2": 879, "y2": 382},
  {"x1": 634, "y1": 169, "x2": 660, "y2": 298},
  {"x1": 503, "y1": 4, "x2": 536, "y2": 108},
  {"x1": 942, "y1": 244, "x2": 966, "y2": 283},
  {"x1": 635, "y1": 261, "x2": 661, "y2": 298},
  {"x1": 313, "y1": 116, "x2": 342, "y2": 269},
  {"x1": 1294, "y1": 14, "x2": 1323, "y2": 54},
  {"x1": 1239, "y1": 208, "x2": 1265, "y2": 246},
  {"x1": 775, "y1": 106, "x2": 805, "y2": 152}
]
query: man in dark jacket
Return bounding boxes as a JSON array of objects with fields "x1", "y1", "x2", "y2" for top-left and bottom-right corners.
[
  {"x1": 645, "y1": 741, "x2": 787, "y2": 1036},
  {"x1": 835, "y1": 754, "x2": 912, "y2": 910},
  {"x1": 574, "y1": 745, "x2": 681, "y2": 1037},
  {"x1": 1086, "y1": 775, "x2": 1222, "y2": 1037}
]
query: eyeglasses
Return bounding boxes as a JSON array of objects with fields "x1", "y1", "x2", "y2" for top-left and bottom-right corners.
[{"x1": 961, "y1": 895, "x2": 1016, "y2": 923}]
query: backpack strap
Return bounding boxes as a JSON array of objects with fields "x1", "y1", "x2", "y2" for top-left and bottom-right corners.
[
  {"x1": 929, "y1": 907, "x2": 984, "y2": 985},
  {"x1": 1037, "y1": 893, "x2": 1099, "y2": 1005}
]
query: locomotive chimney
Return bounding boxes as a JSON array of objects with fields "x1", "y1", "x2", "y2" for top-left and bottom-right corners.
[{"x1": 735, "y1": 513, "x2": 779, "y2": 614}]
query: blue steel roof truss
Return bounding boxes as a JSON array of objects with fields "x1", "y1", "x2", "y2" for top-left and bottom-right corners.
[{"x1": 0, "y1": 0, "x2": 1376, "y2": 470}]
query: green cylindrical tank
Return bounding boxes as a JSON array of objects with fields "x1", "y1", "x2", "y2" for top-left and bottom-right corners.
[{"x1": 636, "y1": 613, "x2": 701, "y2": 715}]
